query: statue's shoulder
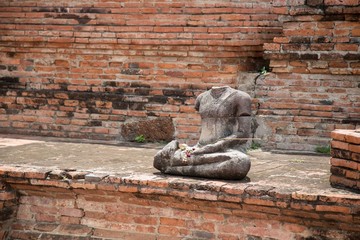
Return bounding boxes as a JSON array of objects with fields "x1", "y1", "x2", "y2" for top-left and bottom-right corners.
[
  {"x1": 226, "y1": 88, "x2": 251, "y2": 102},
  {"x1": 233, "y1": 89, "x2": 251, "y2": 101},
  {"x1": 195, "y1": 90, "x2": 209, "y2": 102},
  {"x1": 198, "y1": 90, "x2": 209, "y2": 98},
  {"x1": 195, "y1": 91, "x2": 209, "y2": 110}
]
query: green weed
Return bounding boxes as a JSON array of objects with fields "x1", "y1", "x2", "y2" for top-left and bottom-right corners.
[
  {"x1": 249, "y1": 142, "x2": 261, "y2": 150},
  {"x1": 135, "y1": 135, "x2": 146, "y2": 143},
  {"x1": 315, "y1": 145, "x2": 331, "y2": 155}
]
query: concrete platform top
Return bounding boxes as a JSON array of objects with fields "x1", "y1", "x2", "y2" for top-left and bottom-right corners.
[{"x1": 1, "y1": 134, "x2": 357, "y2": 199}]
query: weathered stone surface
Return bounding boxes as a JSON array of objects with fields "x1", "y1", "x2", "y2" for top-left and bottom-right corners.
[
  {"x1": 67, "y1": 171, "x2": 89, "y2": 180},
  {"x1": 84, "y1": 173, "x2": 108, "y2": 182},
  {"x1": 49, "y1": 170, "x2": 71, "y2": 180},
  {"x1": 121, "y1": 117, "x2": 175, "y2": 142}
]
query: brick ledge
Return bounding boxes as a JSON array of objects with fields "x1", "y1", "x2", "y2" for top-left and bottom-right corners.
[
  {"x1": 1, "y1": 164, "x2": 359, "y2": 208},
  {"x1": 1, "y1": 164, "x2": 360, "y2": 235}
]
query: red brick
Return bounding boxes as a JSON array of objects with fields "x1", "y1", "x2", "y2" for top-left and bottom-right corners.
[
  {"x1": 330, "y1": 175, "x2": 358, "y2": 189},
  {"x1": 59, "y1": 216, "x2": 79, "y2": 225},
  {"x1": 242, "y1": 204, "x2": 281, "y2": 215},
  {"x1": 325, "y1": 0, "x2": 359, "y2": 6},
  {"x1": 346, "y1": 169, "x2": 360, "y2": 179},
  {"x1": 349, "y1": 144, "x2": 360, "y2": 154},
  {"x1": 59, "y1": 208, "x2": 84, "y2": 218},
  {"x1": 351, "y1": 152, "x2": 360, "y2": 162},
  {"x1": 335, "y1": 43, "x2": 359, "y2": 51},
  {"x1": 315, "y1": 205, "x2": 351, "y2": 214},
  {"x1": 191, "y1": 191, "x2": 218, "y2": 201},
  {"x1": 352, "y1": 29, "x2": 360, "y2": 37},
  {"x1": 97, "y1": 183, "x2": 118, "y2": 191},
  {"x1": 35, "y1": 213, "x2": 57, "y2": 222},
  {"x1": 57, "y1": 224, "x2": 92, "y2": 236},
  {"x1": 202, "y1": 212, "x2": 225, "y2": 221},
  {"x1": 118, "y1": 185, "x2": 139, "y2": 193},
  {"x1": 93, "y1": 229, "x2": 126, "y2": 238},
  {"x1": 270, "y1": 60, "x2": 288, "y2": 68},
  {"x1": 69, "y1": 181, "x2": 97, "y2": 190},
  {"x1": 331, "y1": 157, "x2": 358, "y2": 170},
  {"x1": 6, "y1": 168, "x2": 25, "y2": 178},
  {"x1": 33, "y1": 223, "x2": 58, "y2": 232},
  {"x1": 290, "y1": 203, "x2": 315, "y2": 211},
  {"x1": 0, "y1": 191, "x2": 16, "y2": 201},
  {"x1": 30, "y1": 179, "x2": 70, "y2": 188},
  {"x1": 243, "y1": 198, "x2": 275, "y2": 206},
  {"x1": 139, "y1": 187, "x2": 167, "y2": 195},
  {"x1": 9, "y1": 231, "x2": 40, "y2": 239},
  {"x1": 24, "y1": 169, "x2": 51, "y2": 179},
  {"x1": 158, "y1": 226, "x2": 190, "y2": 237},
  {"x1": 291, "y1": 192, "x2": 318, "y2": 201},
  {"x1": 133, "y1": 216, "x2": 158, "y2": 225},
  {"x1": 331, "y1": 130, "x2": 347, "y2": 141},
  {"x1": 218, "y1": 194, "x2": 242, "y2": 203},
  {"x1": 331, "y1": 140, "x2": 349, "y2": 150},
  {"x1": 282, "y1": 209, "x2": 320, "y2": 220},
  {"x1": 264, "y1": 43, "x2": 281, "y2": 51}
]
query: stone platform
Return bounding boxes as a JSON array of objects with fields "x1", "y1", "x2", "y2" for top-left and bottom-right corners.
[
  {"x1": 0, "y1": 135, "x2": 359, "y2": 240},
  {"x1": 0, "y1": 134, "x2": 340, "y2": 191}
]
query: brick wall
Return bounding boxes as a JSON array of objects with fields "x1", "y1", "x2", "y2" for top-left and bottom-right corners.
[
  {"x1": 257, "y1": 0, "x2": 360, "y2": 151},
  {"x1": 0, "y1": 0, "x2": 359, "y2": 150},
  {"x1": 0, "y1": 166, "x2": 359, "y2": 239},
  {"x1": 0, "y1": 0, "x2": 282, "y2": 144}
]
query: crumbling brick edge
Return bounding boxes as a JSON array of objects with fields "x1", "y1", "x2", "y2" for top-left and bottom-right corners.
[{"x1": 330, "y1": 129, "x2": 360, "y2": 193}]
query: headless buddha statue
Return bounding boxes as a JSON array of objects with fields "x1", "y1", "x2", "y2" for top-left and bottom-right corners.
[{"x1": 153, "y1": 86, "x2": 251, "y2": 180}]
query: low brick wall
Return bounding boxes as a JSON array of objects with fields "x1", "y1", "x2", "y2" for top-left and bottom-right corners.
[
  {"x1": 330, "y1": 129, "x2": 360, "y2": 192},
  {"x1": 0, "y1": 165, "x2": 359, "y2": 240}
]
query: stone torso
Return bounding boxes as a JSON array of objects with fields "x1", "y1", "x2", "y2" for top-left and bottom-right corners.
[{"x1": 195, "y1": 87, "x2": 251, "y2": 146}]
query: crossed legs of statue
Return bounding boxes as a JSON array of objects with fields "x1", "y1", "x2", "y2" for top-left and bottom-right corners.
[{"x1": 154, "y1": 140, "x2": 251, "y2": 180}]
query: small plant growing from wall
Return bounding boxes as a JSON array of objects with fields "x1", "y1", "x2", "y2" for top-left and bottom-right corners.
[
  {"x1": 259, "y1": 66, "x2": 269, "y2": 75},
  {"x1": 249, "y1": 142, "x2": 261, "y2": 151},
  {"x1": 315, "y1": 145, "x2": 331, "y2": 155},
  {"x1": 135, "y1": 135, "x2": 146, "y2": 143}
]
